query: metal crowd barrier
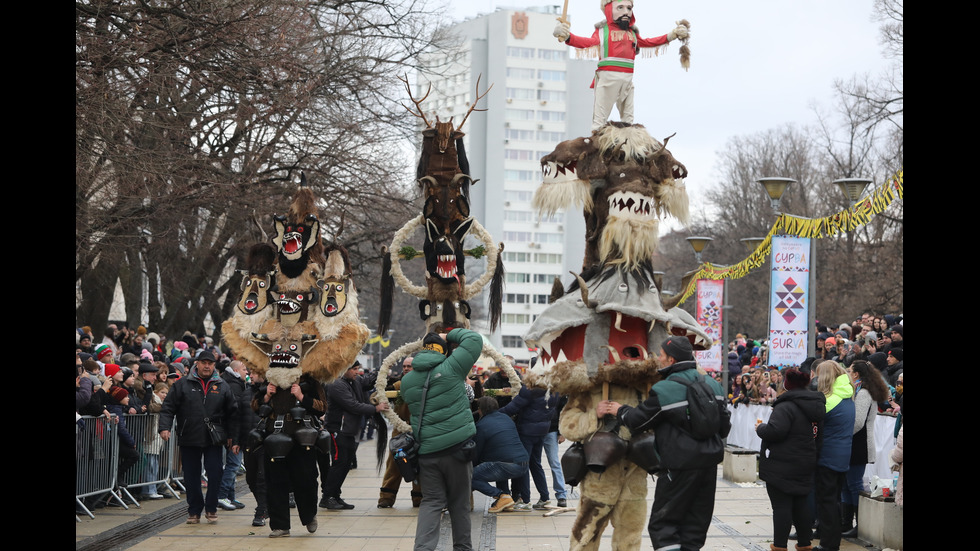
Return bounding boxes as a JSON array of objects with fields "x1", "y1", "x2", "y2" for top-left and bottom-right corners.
[{"x1": 76, "y1": 413, "x2": 182, "y2": 520}]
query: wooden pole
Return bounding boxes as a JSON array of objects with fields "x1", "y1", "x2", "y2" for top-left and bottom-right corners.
[{"x1": 557, "y1": 0, "x2": 569, "y2": 43}]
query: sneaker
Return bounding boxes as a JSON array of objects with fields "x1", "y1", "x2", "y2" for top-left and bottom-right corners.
[
  {"x1": 142, "y1": 493, "x2": 165, "y2": 500},
  {"x1": 557, "y1": 498, "x2": 567, "y2": 508},
  {"x1": 532, "y1": 499, "x2": 551, "y2": 510},
  {"x1": 306, "y1": 518, "x2": 318, "y2": 533},
  {"x1": 252, "y1": 514, "x2": 267, "y2": 527},
  {"x1": 269, "y1": 529, "x2": 290, "y2": 538},
  {"x1": 205, "y1": 511, "x2": 218, "y2": 524},
  {"x1": 488, "y1": 494, "x2": 515, "y2": 513},
  {"x1": 186, "y1": 515, "x2": 200, "y2": 524},
  {"x1": 230, "y1": 499, "x2": 246, "y2": 509},
  {"x1": 217, "y1": 498, "x2": 237, "y2": 511},
  {"x1": 513, "y1": 501, "x2": 533, "y2": 511}
]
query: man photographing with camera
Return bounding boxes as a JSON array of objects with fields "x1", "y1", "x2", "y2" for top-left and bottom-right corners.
[{"x1": 401, "y1": 329, "x2": 482, "y2": 551}]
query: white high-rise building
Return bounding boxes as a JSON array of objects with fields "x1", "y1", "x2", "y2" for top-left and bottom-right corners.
[{"x1": 416, "y1": 7, "x2": 595, "y2": 365}]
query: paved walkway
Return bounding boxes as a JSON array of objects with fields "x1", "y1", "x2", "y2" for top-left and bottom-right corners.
[{"x1": 77, "y1": 437, "x2": 882, "y2": 551}]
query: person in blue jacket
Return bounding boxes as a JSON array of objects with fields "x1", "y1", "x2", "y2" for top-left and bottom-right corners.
[
  {"x1": 499, "y1": 381, "x2": 559, "y2": 509},
  {"x1": 471, "y1": 396, "x2": 528, "y2": 513},
  {"x1": 812, "y1": 360, "x2": 855, "y2": 551}
]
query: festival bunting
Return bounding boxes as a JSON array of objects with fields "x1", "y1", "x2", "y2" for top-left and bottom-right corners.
[{"x1": 676, "y1": 170, "x2": 903, "y2": 304}]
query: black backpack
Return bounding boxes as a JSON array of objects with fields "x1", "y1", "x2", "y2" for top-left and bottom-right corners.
[{"x1": 672, "y1": 375, "x2": 730, "y2": 440}]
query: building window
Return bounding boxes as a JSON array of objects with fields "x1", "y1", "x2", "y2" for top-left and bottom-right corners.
[
  {"x1": 506, "y1": 272, "x2": 531, "y2": 283},
  {"x1": 504, "y1": 190, "x2": 534, "y2": 202},
  {"x1": 506, "y1": 109, "x2": 535, "y2": 121},
  {"x1": 505, "y1": 129, "x2": 535, "y2": 141},
  {"x1": 537, "y1": 49, "x2": 568, "y2": 61},
  {"x1": 506, "y1": 87, "x2": 536, "y2": 100},
  {"x1": 506, "y1": 67, "x2": 535, "y2": 79},
  {"x1": 503, "y1": 210, "x2": 534, "y2": 222},
  {"x1": 534, "y1": 253, "x2": 562, "y2": 264},
  {"x1": 504, "y1": 169, "x2": 539, "y2": 181},
  {"x1": 507, "y1": 46, "x2": 535, "y2": 58},
  {"x1": 538, "y1": 70, "x2": 566, "y2": 81},
  {"x1": 502, "y1": 335, "x2": 525, "y2": 348},
  {"x1": 534, "y1": 294, "x2": 551, "y2": 304},
  {"x1": 538, "y1": 89, "x2": 567, "y2": 102},
  {"x1": 503, "y1": 313, "x2": 531, "y2": 325},
  {"x1": 503, "y1": 231, "x2": 532, "y2": 243},
  {"x1": 534, "y1": 232, "x2": 563, "y2": 244},
  {"x1": 537, "y1": 110, "x2": 566, "y2": 122},
  {"x1": 536, "y1": 130, "x2": 566, "y2": 143},
  {"x1": 504, "y1": 251, "x2": 531, "y2": 263},
  {"x1": 504, "y1": 149, "x2": 537, "y2": 161},
  {"x1": 505, "y1": 293, "x2": 529, "y2": 303},
  {"x1": 534, "y1": 273, "x2": 558, "y2": 284}
]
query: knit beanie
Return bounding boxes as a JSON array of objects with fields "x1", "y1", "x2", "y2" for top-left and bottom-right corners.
[
  {"x1": 95, "y1": 344, "x2": 113, "y2": 361},
  {"x1": 109, "y1": 386, "x2": 129, "y2": 403},
  {"x1": 661, "y1": 336, "x2": 694, "y2": 362},
  {"x1": 782, "y1": 367, "x2": 810, "y2": 391},
  {"x1": 422, "y1": 333, "x2": 449, "y2": 355}
]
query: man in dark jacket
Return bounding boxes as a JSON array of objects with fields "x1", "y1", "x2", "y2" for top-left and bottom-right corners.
[
  {"x1": 598, "y1": 336, "x2": 730, "y2": 551},
  {"x1": 159, "y1": 350, "x2": 239, "y2": 525},
  {"x1": 471, "y1": 396, "x2": 528, "y2": 513},
  {"x1": 401, "y1": 329, "x2": 482, "y2": 551},
  {"x1": 322, "y1": 361, "x2": 388, "y2": 510}
]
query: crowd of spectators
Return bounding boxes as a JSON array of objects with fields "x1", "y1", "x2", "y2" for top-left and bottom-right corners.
[
  {"x1": 723, "y1": 313, "x2": 903, "y2": 421},
  {"x1": 76, "y1": 323, "x2": 570, "y2": 527}
]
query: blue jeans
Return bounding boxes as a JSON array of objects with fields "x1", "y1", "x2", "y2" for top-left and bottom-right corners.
[
  {"x1": 472, "y1": 461, "x2": 527, "y2": 498},
  {"x1": 218, "y1": 447, "x2": 243, "y2": 500},
  {"x1": 542, "y1": 432, "x2": 567, "y2": 500},
  {"x1": 141, "y1": 454, "x2": 161, "y2": 495},
  {"x1": 515, "y1": 433, "x2": 549, "y2": 503},
  {"x1": 842, "y1": 463, "x2": 866, "y2": 506}
]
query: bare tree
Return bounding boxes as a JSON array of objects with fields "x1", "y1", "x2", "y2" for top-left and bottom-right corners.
[{"x1": 76, "y1": 0, "x2": 458, "y2": 339}]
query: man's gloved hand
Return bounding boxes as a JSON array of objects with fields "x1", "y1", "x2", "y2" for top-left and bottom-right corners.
[
  {"x1": 667, "y1": 24, "x2": 689, "y2": 41},
  {"x1": 554, "y1": 21, "x2": 571, "y2": 41}
]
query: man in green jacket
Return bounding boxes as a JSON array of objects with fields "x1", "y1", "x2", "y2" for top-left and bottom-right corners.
[{"x1": 401, "y1": 329, "x2": 482, "y2": 551}]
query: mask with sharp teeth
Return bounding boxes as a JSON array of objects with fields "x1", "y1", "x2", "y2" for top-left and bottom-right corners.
[
  {"x1": 275, "y1": 289, "x2": 317, "y2": 326},
  {"x1": 249, "y1": 332, "x2": 319, "y2": 369}
]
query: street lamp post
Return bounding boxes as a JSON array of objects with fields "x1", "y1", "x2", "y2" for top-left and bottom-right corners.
[
  {"x1": 757, "y1": 176, "x2": 817, "y2": 360},
  {"x1": 832, "y1": 178, "x2": 873, "y2": 207}
]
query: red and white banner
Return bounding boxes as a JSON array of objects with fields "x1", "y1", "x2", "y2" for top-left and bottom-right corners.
[{"x1": 694, "y1": 279, "x2": 724, "y2": 371}]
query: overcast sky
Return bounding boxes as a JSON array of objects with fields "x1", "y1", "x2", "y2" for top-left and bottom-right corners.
[{"x1": 449, "y1": 0, "x2": 895, "y2": 211}]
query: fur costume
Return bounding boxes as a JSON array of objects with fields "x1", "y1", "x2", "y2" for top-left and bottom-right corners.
[
  {"x1": 221, "y1": 184, "x2": 369, "y2": 386},
  {"x1": 561, "y1": 384, "x2": 649, "y2": 551},
  {"x1": 526, "y1": 123, "x2": 711, "y2": 550},
  {"x1": 374, "y1": 76, "x2": 521, "y2": 444},
  {"x1": 379, "y1": 76, "x2": 503, "y2": 335}
]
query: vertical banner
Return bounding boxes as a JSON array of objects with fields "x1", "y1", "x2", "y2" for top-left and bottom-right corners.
[
  {"x1": 768, "y1": 236, "x2": 811, "y2": 367},
  {"x1": 694, "y1": 279, "x2": 724, "y2": 371}
]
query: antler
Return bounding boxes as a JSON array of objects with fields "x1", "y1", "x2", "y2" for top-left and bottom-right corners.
[
  {"x1": 398, "y1": 74, "x2": 432, "y2": 128},
  {"x1": 456, "y1": 74, "x2": 493, "y2": 132}
]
